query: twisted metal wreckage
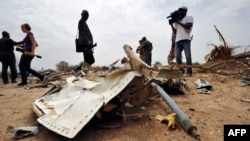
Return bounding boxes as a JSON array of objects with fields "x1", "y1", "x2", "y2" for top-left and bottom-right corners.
[{"x1": 32, "y1": 44, "x2": 200, "y2": 139}]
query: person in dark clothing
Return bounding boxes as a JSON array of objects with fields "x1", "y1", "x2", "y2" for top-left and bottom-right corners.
[
  {"x1": 141, "y1": 37, "x2": 153, "y2": 66},
  {"x1": 78, "y1": 9, "x2": 97, "y2": 71},
  {"x1": 0, "y1": 31, "x2": 18, "y2": 84},
  {"x1": 16, "y1": 23, "x2": 47, "y2": 87},
  {"x1": 136, "y1": 40, "x2": 144, "y2": 60}
]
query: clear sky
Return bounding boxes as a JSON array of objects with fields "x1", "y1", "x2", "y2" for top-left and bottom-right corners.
[{"x1": 0, "y1": 0, "x2": 250, "y2": 70}]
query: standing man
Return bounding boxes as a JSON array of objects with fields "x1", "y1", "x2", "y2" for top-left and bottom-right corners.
[
  {"x1": 0, "y1": 31, "x2": 17, "y2": 84},
  {"x1": 78, "y1": 9, "x2": 97, "y2": 72},
  {"x1": 174, "y1": 6, "x2": 194, "y2": 76},
  {"x1": 141, "y1": 37, "x2": 153, "y2": 66}
]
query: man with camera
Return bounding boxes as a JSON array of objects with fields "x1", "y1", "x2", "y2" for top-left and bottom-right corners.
[{"x1": 168, "y1": 6, "x2": 194, "y2": 76}]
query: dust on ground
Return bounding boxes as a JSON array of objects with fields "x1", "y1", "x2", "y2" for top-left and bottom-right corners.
[{"x1": 0, "y1": 72, "x2": 249, "y2": 141}]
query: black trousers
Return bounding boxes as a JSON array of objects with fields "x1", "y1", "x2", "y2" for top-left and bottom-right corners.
[
  {"x1": 19, "y1": 54, "x2": 43, "y2": 84},
  {"x1": 83, "y1": 49, "x2": 95, "y2": 65},
  {"x1": 1, "y1": 53, "x2": 17, "y2": 83}
]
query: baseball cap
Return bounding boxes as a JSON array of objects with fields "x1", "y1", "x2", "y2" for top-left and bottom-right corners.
[
  {"x1": 141, "y1": 36, "x2": 147, "y2": 41},
  {"x1": 179, "y1": 6, "x2": 188, "y2": 11}
]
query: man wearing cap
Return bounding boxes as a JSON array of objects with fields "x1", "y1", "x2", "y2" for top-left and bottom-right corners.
[
  {"x1": 173, "y1": 6, "x2": 194, "y2": 76},
  {"x1": 0, "y1": 31, "x2": 18, "y2": 84}
]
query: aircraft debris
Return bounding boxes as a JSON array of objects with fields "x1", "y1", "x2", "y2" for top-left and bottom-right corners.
[{"x1": 32, "y1": 44, "x2": 188, "y2": 139}]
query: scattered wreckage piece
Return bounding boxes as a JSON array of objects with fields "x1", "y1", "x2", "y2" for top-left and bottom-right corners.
[
  {"x1": 162, "y1": 79, "x2": 186, "y2": 94},
  {"x1": 241, "y1": 98, "x2": 250, "y2": 103},
  {"x1": 7, "y1": 125, "x2": 43, "y2": 139},
  {"x1": 151, "y1": 82, "x2": 200, "y2": 140},
  {"x1": 194, "y1": 79, "x2": 212, "y2": 94},
  {"x1": 41, "y1": 81, "x2": 64, "y2": 96},
  {"x1": 118, "y1": 76, "x2": 157, "y2": 107},
  {"x1": 155, "y1": 113, "x2": 177, "y2": 129},
  {"x1": 240, "y1": 68, "x2": 250, "y2": 86}
]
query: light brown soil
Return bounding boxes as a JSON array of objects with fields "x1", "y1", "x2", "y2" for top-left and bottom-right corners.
[{"x1": 0, "y1": 73, "x2": 249, "y2": 141}]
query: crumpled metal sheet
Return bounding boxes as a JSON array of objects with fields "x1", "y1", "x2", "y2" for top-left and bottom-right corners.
[
  {"x1": 194, "y1": 79, "x2": 212, "y2": 94},
  {"x1": 8, "y1": 126, "x2": 42, "y2": 139},
  {"x1": 194, "y1": 79, "x2": 212, "y2": 90},
  {"x1": 33, "y1": 69, "x2": 141, "y2": 139},
  {"x1": 241, "y1": 69, "x2": 250, "y2": 86}
]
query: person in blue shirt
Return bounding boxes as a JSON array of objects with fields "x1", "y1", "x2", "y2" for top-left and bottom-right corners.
[{"x1": 16, "y1": 23, "x2": 47, "y2": 87}]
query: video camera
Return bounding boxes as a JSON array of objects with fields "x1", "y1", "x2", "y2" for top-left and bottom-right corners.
[
  {"x1": 167, "y1": 10, "x2": 181, "y2": 24},
  {"x1": 16, "y1": 47, "x2": 42, "y2": 59}
]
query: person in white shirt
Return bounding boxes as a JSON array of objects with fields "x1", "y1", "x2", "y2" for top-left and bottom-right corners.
[{"x1": 173, "y1": 6, "x2": 194, "y2": 76}]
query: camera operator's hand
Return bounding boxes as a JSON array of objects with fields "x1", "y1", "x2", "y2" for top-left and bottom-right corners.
[{"x1": 16, "y1": 47, "x2": 24, "y2": 52}]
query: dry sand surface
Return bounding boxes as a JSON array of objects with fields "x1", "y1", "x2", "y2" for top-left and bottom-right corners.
[{"x1": 0, "y1": 73, "x2": 249, "y2": 141}]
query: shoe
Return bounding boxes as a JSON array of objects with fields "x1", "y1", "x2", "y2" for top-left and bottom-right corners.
[
  {"x1": 3, "y1": 81, "x2": 9, "y2": 84},
  {"x1": 42, "y1": 76, "x2": 48, "y2": 85},
  {"x1": 11, "y1": 80, "x2": 17, "y2": 83},
  {"x1": 16, "y1": 82, "x2": 27, "y2": 87}
]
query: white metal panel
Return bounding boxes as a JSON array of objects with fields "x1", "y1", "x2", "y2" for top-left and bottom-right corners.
[{"x1": 34, "y1": 69, "x2": 140, "y2": 138}]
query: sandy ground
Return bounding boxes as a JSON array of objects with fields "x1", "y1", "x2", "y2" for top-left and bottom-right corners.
[{"x1": 0, "y1": 72, "x2": 250, "y2": 141}]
